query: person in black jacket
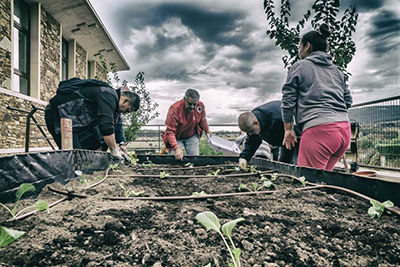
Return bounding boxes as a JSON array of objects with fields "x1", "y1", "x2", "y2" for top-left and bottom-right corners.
[
  {"x1": 237, "y1": 101, "x2": 300, "y2": 170},
  {"x1": 45, "y1": 78, "x2": 140, "y2": 159}
]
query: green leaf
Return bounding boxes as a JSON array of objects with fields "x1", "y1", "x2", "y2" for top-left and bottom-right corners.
[
  {"x1": 35, "y1": 200, "x2": 49, "y2": 213},
  {"x1": 228, "y1": 264, "x2": 235, "y2": 267},
  {"x1": 232, "y1": 248, "x2": 241, "y2": 260},
  {"x1": 16, "y1": 183, "x2": 35, "y2": 199},
  {"x1": 263, "y1": 180, "x2": 274, "y2": 188},
  {"x1": 0, "y1": 227, "x2": 25, "y2": 248},
  {"x1": 195, "y1": 212, "x2": 221, "y2": 232},
  {"x1": 299, "y1": 176, "x2": 306, "y2": 186},
  {"x1": 252, "y1": 183, "x2": 258, "y2": 191},
  {"x1": 382, "y1": 200, "x2": 394, "y2": 208},
  {"x1": 222, "y1": 218, "x2": 245, "y2": 239}
]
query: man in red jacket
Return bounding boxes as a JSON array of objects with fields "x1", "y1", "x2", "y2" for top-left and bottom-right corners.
[{"x1": 162, "y1": 89, "x2": 211, "y2": 160}]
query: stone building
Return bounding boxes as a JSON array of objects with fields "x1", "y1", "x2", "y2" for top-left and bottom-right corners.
[{"x1": 0, "y1": 0, "x2": 129, "y2": 154}]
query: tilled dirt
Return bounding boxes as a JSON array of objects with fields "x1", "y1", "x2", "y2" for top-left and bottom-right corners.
[{"x1": 0, "y1": 163, "x2": 399, "y2": 267}]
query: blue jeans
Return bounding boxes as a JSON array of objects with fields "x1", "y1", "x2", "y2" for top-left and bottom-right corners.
[{"x1": 169, "y1": 134, "x2": 199, "y2": 156}]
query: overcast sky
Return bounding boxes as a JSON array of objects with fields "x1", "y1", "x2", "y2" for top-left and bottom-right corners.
[{"x1": 90, "y1": 0, "x2": 400, "y2": 125}]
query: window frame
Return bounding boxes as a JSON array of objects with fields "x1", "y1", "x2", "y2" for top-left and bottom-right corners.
[
  {"x1": 61, "y1": 37, "x2": 69, "y2": 80},
  {"x1": 13, "y1": 0, "x2": 31, "y2": 95}
]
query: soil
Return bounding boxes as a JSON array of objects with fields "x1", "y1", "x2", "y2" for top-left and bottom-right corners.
[{"x1": 0, "y1": 162, "x2": 399, "y2": 267}]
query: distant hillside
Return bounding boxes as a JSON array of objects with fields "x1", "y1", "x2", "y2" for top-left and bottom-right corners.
[{"x1": 349, "y1": 105, "x2": 400, "y2": 124}]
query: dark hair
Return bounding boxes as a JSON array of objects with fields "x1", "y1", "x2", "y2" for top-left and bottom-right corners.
[
  {"x1": 122, "y1": 91, "x2": 140, "y2": 111},
  {"x1": 185, "y1": 88, "x2": 200, "y2": 100},
  {"x1": 300, "y1": 23, "x2": 331, "y2": 52}
]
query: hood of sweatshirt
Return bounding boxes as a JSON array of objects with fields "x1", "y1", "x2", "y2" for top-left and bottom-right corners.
[{"x1": 304, "y1": 51, "x2": 333, "y2": 66}]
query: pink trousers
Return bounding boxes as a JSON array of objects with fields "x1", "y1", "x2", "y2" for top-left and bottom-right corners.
[{"x1": 298, "y1": 121, "x2": 351, "y2": 171}]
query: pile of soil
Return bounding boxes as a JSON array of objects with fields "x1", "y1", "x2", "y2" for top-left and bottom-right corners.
[{"x1": 1, "y1": 163, "x2": 399, "y2": 267}]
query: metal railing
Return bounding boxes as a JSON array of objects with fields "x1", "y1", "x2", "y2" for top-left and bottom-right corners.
[
  {"x1": 130, "y1": 124, "x2": 240, "y2": 153},
  {"x1": 7, "y1": 105, "x2": 56, "y2": 152},
  {"x1": 348, "y1": 95, "x2": 400, "y2": 169}
]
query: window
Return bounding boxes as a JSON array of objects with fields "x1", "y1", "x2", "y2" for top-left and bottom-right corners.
[
  {"x1": 13, "y1": 0, "x2": 30, "y2": 95},
  {"x1": 61, "y1": 38, "x2": 68, "y2": 80},
  {"x1": 87, "y1": 60, "x2": 90, "y2": 78}
]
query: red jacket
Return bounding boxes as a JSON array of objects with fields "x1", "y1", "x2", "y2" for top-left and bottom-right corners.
[{"x1": 162, "y1": 99, "x2": 209, "y2": 150}]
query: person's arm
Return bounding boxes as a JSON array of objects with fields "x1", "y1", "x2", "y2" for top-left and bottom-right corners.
[
  {"x1": 164, "y1": 108, "x2": 180, "y2": 151},
  {"x1": 281, "y1": 63, "x2": 301, "y2": 125},
  {"x1": 95, "y1": 90, "x2": 118, "y2": 150},
  {"x1": 239, "y1": 134, "x2": 262, "y2": 161},
  {"x1": 114, "y1": 115, "x2": 127, "y2": 153},
  {"x1": 281, "y1": 64, "x2": 301, "y2": 150}
]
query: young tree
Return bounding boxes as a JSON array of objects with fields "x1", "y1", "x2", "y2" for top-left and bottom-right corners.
[
  {"x1": 264, "y1": 0, "x2": 358, "y2": 75},
  {"x1": 97, "y1": 55, "x2": 159, "y2": 143}
]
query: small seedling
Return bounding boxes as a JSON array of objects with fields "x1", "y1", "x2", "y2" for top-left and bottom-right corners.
[
  {"x1": 238, "y1": 184, "x2": 250, "y2": 192},
  {"x1": 270, "y1": 173, "x2": 278, "y2": 181},
  {"x1": 252, "y1": 182, "x2": 259, "y2": 191},
  {"x1": 79, "y1": 174, "x2": 90, "y2": 186},
  {"x1": 129, "y1": 153, "x2": 140, "y2": 165},
  {"x1": 185, "y1": 162, "x2": 194, "y2": 168},
  {"x1": 192, "y1": 191, "x2": 208, "y2": 196},
  {"x1": 160, "y1": 171, "x2": 170, "y2": 179},
  {"x1": 195, "y1": 211, "x2": 244, "y2": 267},
  {"x1": 249, "y1": 165, "x2": 256, "y2": 173},
  {"x1": 0, "y1": 183, "x2": 49, "y2": 220},
  {"x1": 119, "y1": 183, "x2": 144, "y2": 197},
  {"x1": 208, "y1": 169, "x2": 221, "y2": 176},
  {"x1": 0, "y1": 227, "x2": 25, "y2": 248},
  {"x1": 299, "y1": 176, "x2": 306, "y2": 186},
  {"x1": 142, "y1": 157, "x2": 154, "y2": 168},
  {"x1": 109, "y1": 163, "x2": 119, "y2": 171},
  {"x1": 368, "y1": 200, "x2": 394, "y2": 219}
]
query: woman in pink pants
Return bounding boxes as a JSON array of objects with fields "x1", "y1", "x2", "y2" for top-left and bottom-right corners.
[{"x1": 281, "y1": 24, "x2": 352, "y2": 171}]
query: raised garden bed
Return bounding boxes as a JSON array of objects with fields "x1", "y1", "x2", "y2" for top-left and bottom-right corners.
[{"x1": 1, "y1": 161, "x2": 399, "y2": 266}]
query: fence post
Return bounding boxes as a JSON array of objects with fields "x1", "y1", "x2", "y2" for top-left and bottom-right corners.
[{"x1": 61, "y1": 118, "x2": 73, "y2": 149}]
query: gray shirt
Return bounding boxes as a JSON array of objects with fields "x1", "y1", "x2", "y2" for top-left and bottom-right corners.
[{"x1": 281, "y1": 51, "x2": 352, "y2": 131}]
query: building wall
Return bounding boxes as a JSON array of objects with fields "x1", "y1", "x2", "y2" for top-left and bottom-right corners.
[
  {"x1": 40, "y1": 8, "x2": 61, "y2": 102},
  {"x1": 75, "y1": 43, "x2": 87, "y2": 79},
  {"x1": 95, "y1": 61, "x2": 107, "y2": 82},
  {"x1": 0, "y1": 94, "x2": 51, "y2": 151},
  {"x1": 0, "y1": 0, "x2": 12, "y2": 89}
]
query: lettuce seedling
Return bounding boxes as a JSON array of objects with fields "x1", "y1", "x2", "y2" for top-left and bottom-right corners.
[
  {"x1": 160, "y1": 171, "x2": 170, "y2": 179},
  {"x1": 119, "y1": 183, "x2": 144, "y2": 197},
  {"x1": 207, "y1": 168, "x2": 221, "y2": 176},
  {"x1": 299, "y1": 176, "x2": 306, "y2": 186},
  {"x1": 192, "y1": 191, "x2": 208, "y2": 196},
  {"x1": 368, "y1": 200, "x2": 394, "y2": 219},
  {"x1": 142, "y1": 157, "x2": 154, "y2": 168},
  {"x1": 270, "y1": 173, "x2": 278, "y2": 181},
  {"x1": 0, "y1": 227, "x2": 25, "y2": 248},
  {"x1": 0, "y1": 183, "x2": 49, "y2": 220},
  {"x1": 249, "y1": 165, "x2": 256, "y2": 173},
  {"x1": 185, "y1": 162, "x2": 194, "y2": 168},
  {"x1": 195, "y1": 211, "x2": 244, "y2": 267}
]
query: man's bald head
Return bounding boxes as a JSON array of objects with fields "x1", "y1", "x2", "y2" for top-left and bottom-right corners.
[{"x1": 238, "y1": 112, "x2": 260, "y2": 136}]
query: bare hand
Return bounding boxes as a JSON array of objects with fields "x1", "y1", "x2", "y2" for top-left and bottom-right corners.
[
  {"x1": 119, "y1": 145, "x2": 128, "y2": 154},
  {"x1": 175, "y1": 148, "x2": 184, "y2": 160},
  {"x1": 283, "y1": 130, "x2": 297, "y2": 150}
]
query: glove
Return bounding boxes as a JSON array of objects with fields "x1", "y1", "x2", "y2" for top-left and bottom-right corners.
[
  {"x1": 110, "y1": 148, "x2": 123, "y2": 159},
  {"x1": 239, "y1": 158, "x2": 247, "y2": 170}
]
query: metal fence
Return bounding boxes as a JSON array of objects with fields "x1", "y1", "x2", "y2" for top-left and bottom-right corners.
[{"x1": 348, "y1": 95, "x2": 400, "y2": 169}]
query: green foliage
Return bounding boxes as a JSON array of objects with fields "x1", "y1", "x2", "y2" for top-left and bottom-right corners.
[
  {"x1": 249, "y1": 165, "x2": 256, "y2": 173},
  {"x1": 192, "y1": 191, "x2": 208, "y2": 196},
  {"x1": 0, "y1": 227, "x2": 25, "y2": 248},
  {"x1": 123, "y1": 72, "x2": 160, "y2": 142},
  {"x1": 368, "y1": 200, "x2": 394, "y2": 219},
  {"x1": 109, "y1": 164, "x2": 119, "y2": 171},
  {"x1": 264, "y1": 0, "x2": 358, "y2": 75},
  {"x1": 195, "y1": 211, "x2": 244, "y2": 267},
  {"x1": 238, "y1": 174, "x2": 275, "y2": 192},
  {"x1": 299, "y1": 176, "x2": 307, "y2": 186},
  {"x1": 0, "y1": 183, "x2": 49, "y2": 220},
  {"x1": 159, "y1": 171, "x2": 170, "y2": 179},
  {"x1": 185, "y1": 162, "x2": 194, "y2": 168},
  {"x1": 119, "y1": 183, "x2": 144, "y2": 197},
  {"x1": 199, "y1": 136, "x2": 223, "y2": 156},
  {"x1": 142, "y1": 157, "x2": 154, "y2": 168}
]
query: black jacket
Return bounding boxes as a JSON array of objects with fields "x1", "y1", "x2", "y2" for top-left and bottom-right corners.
[
  {"x1": 239, "y1": 101, "x2": 301, "y2": 161},
  {"x1": 49, "y1": 78, "x2": 120, "y2": 136}
]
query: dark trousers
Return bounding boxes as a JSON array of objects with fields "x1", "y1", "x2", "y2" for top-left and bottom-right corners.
[
  {"x1": 271, "y1": 139, "x2": 300, "y2": 164},
  {"x1": 45, "y1": 106, "x2": 101, "y2": 150}
]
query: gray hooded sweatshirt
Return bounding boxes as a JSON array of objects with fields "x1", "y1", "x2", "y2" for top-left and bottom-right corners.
[{"x1": 281, "y1": 51, "x2": 352, "y2": 132}]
